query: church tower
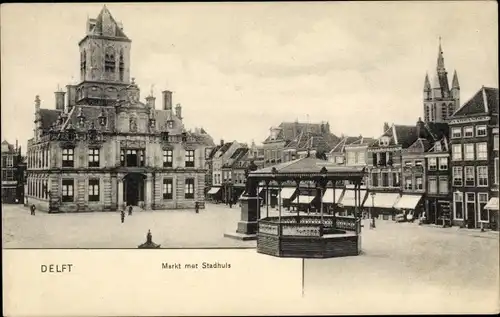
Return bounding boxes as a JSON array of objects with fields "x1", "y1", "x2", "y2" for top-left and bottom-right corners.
[
  {"x1": 423, "y1": 38, "x2": 460, "y2": 123},
  {"x1": 76, "y1": 5, "x2": 132, "y2": 106}
]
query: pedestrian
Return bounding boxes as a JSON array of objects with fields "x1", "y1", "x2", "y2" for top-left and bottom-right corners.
[
  {"x1": 195, "y1": 201, "x2": 199, "y2": 213},
  {"x1": 229, "y1": 200, "x2": 233, "y2": 208},
  {"x1": 30, "y1": 204, "x2": 36, "y2": 216},
  {"x1": 128, "y1": 205, "x2": 133, "y2": 216},
  {"x1": 121, "y1": 209, "x2": 125, "y2": 223}
]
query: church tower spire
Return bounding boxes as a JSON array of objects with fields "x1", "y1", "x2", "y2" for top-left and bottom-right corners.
[
  {"x1": 437, "y1": 36, "x2": 446, "y2": 73},
  {"x1": 423, "y1": 37, "x2": 458, "y2": 123},
  {"x1": 452, "y1": 69, "x2": 460, "y2": 89}
]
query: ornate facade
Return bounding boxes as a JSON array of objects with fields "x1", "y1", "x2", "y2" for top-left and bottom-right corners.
[{"x1": 26, "y1": 6, "x2": 214, "y2": 213}]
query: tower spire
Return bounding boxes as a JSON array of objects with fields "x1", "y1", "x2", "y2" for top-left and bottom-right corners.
[
  {"x1": 424, "y1": 73, "x2": 431, "y2": 91},
  {"x1": 452, "y1": 70, "x2": 460, "y2": 89},
  {"x1": 437, "y1": 36, "x2": 445, "y2": 73}
]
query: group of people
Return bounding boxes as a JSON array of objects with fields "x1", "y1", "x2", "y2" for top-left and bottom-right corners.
[{"x1": 120, "y1": 205, "x2": 135, "y2": 223}]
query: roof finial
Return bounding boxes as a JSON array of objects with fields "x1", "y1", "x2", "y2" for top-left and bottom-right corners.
[{"x1": 150, "y1": 84, "x2": 155, "y2": 97}]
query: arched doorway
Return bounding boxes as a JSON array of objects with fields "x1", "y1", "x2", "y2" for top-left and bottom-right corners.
[{"x1": 123, "y1": 173, "x2": 146, "y2": 206}]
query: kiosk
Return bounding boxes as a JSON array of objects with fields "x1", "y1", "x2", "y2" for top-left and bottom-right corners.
[{"x1": 228, "y1": 156, "x2": 366, "y2": 258}]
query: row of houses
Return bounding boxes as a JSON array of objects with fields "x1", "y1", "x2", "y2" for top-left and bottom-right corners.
[
  {"x1": 203, "y1": 40, "x2": 499, "y2": 231},
  {"x1": 211, "y1": 85, "x2": 497, "y2": 231}
]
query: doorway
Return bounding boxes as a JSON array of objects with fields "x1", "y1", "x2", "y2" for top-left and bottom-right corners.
[
  {"x1": 466, "y1": 193, "x2": 476, "y2": 229},
  {"x1": 123, "y1": 173, "x2": 145, "y2": 206}
]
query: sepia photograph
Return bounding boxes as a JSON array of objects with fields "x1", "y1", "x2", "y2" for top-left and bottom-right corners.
[{"x1": 1, "y1": 1, "x2": 499, "y2": 315}]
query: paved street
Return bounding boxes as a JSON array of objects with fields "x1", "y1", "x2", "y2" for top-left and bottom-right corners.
[
  {"x1": 304, "y1": 219, "x2": 499, "y2": 314},
  {"x1": 2, "y1": 203, "x2": 255, "y2": 249}
]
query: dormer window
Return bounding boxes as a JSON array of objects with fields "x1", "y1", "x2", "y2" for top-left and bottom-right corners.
[
  {"x1": 434, "y1": 142, "x2": 442, "y2": 152},
  {"x1": 379, "y1": 136, "x2": 390, "y2": 147},
  {"x1": 167, "y1": 121, "x2": 174, "y2": 129}
]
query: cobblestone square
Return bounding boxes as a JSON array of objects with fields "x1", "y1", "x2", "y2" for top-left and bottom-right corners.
[
  {"x1": 2, "y1": 203, "x2": 255, "y2": 249},
  {"x1": 304, "y1": 220, "x2": 499, "y2": 314}
]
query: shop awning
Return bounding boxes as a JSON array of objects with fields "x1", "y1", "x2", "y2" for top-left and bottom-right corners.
[
  {"x1": 394, "y1": 195, "x2": 423, "y2": 210},
  {"x1": 291, "y1": 195, "x2": 316, "y2": 204},
  {"x1": 322, "y1": 188, "x2": 343, "y2": 204},
  {"x1": 484, "y1": 198, "x2": 499, "y2": 210},
  {"x1": 366, "y1": 193, "x2": 400, "y2": 209},
  {"x1": 339, "y1": 189, "x2": 367, "y2": 207},
  {"x1": 279, "y1": 187, "x2": 296, "y2": 199},
  {"x1": 207, "y1": 187, "x2": 221, "y2": 195}
]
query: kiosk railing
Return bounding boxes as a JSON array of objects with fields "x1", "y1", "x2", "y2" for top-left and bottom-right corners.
[{"x1": 258, "y1": 215, "x2": 359, "y2": 237}]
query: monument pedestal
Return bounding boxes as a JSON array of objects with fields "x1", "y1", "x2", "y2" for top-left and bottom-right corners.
[{"x1": 224, "y1": 196, "x2": 260, "y2": 241}]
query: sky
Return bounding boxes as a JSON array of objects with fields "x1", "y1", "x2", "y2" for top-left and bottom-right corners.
[{"x1": 1, "y1": 2, "x2": 498, "y2": 152}]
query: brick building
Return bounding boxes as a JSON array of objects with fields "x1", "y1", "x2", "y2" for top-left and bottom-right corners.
[
  {"x1": 399, "y1": 119, "x2": 449, "y2": 222},
  {"x1": 207, "y1": 140, "x2": 246, "y2": 203},
  {"x1": 25, "y1": 6, "x2": 213, "y2": 213},
  {"x1": 366, "y1": 123, "x2": 418, "y2": 219},
  {"x1": 449, "y1": 86, "x2": 499, "y2": 229},
  {"x1": 262, "y1": 121, "x2": 338, "y2": 166},
  {"x1": 1, "y1": 140, "x2": 22, "y2": 203}
]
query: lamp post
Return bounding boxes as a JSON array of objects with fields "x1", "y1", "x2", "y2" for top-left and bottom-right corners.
[{"x1": 370, "y1": 192, "x2": 376, "y2": 229}]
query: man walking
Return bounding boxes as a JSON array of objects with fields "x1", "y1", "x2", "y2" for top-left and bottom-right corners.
[
  {"x1": 128, "y1": 205, "x2": 133, "y2": 216},
  {"x1": 30, "y1": 204, "x2": 36, "y2": 216},
  {"x1": 121, "y1": 209, "x2": 125, "y2": 223},
  {"x1": 195, "y1": 201, "x2": 199, "y2": 214}
]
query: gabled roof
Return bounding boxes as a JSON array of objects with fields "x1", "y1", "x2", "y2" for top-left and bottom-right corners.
[
  {"x1": 405, "y1": 138, "x2": 432, "y2": 154},
  {"x1": 230, "y1": 147, "x2": 249, "y2": 160},
  {"x1": 218, "y1": 142, "x2": 234, "y2": 156},
  {"x1": 264, "y1": 121, "x2": 336, "y2": 143},
  {"x1": 208, "y1": 145, "x2": 222, "y2": 159},
  {"x1": 393, "y1": 125, "x2": 419, "y2": 148},
  {"x1": 61, "y1": 105, "x2": 116, "y2": 132},
  {"x1": 252, "y1": 157, "x2": 365, "y2": 178},
  {"x1": 329, "y1": 136, "x2": 360, "y2": 153},
  {"x1": 1, "y1": 140, "x2": 15, "y2": 152},
  {"x1": 452, "y1": 87, "x2": 498, "y2": 117},
  {"x1": 39, "y1": 109, "x2": 62, "y2": 131}
]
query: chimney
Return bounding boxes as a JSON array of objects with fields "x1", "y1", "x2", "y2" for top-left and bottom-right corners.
[
  {"x1": 220, "y1": 139, "x2": 224, "y2": 146},
  {"x1": 175, "y1": 103, "x2": 182, "y2": 119},
  {"x1": 383, "y1": 122, "x2": 390, "y2": 132},
  {"x1": 55, "y1": 88, "x2": 66, "y2": 111},
  {"x1": 146, "y1": 95, "x2": 156, "y2": 109},
  {"x1": 66, "y1": 85, "x2": 77, "y2": 112},
  {"x1": 417, "y1": 117, "x2": 426, "y2": 139},
  {"x1": 162, "y1": 90, "x2": 172, "y2": 110}
]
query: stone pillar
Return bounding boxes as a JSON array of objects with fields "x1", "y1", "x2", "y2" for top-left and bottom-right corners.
[
  {"x1": 145, "y1": 176, "x2": 152, "y2": 210},
  {"x1": 118, "y1": 178, "x2": 124, "y2": 210}
]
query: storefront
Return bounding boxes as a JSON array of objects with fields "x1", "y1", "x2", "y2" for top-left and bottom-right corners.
[
  {"x1": 338, "y1": 187, "x2": 367, "y2": 216},
  {"x1": 290, "y1": 194, "x2": 316, "y2": 212},
  {"x1": 365, "y1": 192, "x2": 400, "y2": 220},
  {"x1": 393, "y1": 194, "x2": 423, "y2": 221},
  {"x1": 206, "y1": 187, "x2": 221, "y2": 202},
  {"x1": 322, "y1": 188, "x2": 344, "y2": 214},
  {"x1": 484, "y1": 197, "x2": 499, "y2": 231},
  {"x1": 279, "y1": 187, "x2": 297, "y2": 210}
]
